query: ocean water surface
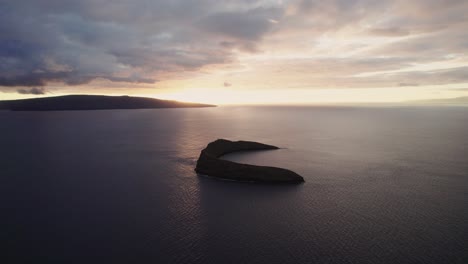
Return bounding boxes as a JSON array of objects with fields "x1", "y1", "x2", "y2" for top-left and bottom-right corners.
[{"x1": 2, "y1": 106, "x2": 467, "y2": 263}]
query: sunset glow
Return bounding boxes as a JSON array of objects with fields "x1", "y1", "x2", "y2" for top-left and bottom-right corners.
[
  {"x1": 1, "y1": 0, "x2": 468, "y2": 104},
  {"x1": 2, "y1": 2, "x2": 468, "y2": 262}
]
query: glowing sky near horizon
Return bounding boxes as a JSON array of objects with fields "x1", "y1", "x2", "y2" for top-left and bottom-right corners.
[{"x1": 1, "y1": 0, "x2": 468, "y2": 104}]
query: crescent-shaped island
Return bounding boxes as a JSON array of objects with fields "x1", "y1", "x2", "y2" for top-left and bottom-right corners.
[{"x1": 195, "y1": 139, "x2": 304, "y2": 184}]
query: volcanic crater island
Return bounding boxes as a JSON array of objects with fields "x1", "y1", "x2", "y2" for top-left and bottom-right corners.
[{"x1": 195, "y1": 139, "x2": 304, "y2": 183}]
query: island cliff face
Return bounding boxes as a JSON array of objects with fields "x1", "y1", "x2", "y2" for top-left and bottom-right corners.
[{"x1": 195, "y1": 139, "x2": 304, "y2": 183}]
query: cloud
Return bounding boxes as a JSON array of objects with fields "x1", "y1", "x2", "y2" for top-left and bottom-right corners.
[
  {"x1": 232, "y1": 58, "x2": 468, "y2": 89},
  {"x1": 398, "y1": 83, "x2": 419, "y2": 87},
  {"x1": 17, "y1": 87, "x2": 46, "y2": 95},
  {"x1": 0, "y1": 0, "x2": 282, "y2": 89},
  {"x1": 0, "y1": 71, "x2": 156, "y2": 87},
  {"x1": 198, "y1": 8, "x2": 280, "y2": 41},
  {"x1": 449, "y1": 88, "x2": 468, "y2": 91},
  {"x1": 367, "y1": 27, "x2": 410, "y2": 37},
  {"x1": 1, "y1": 0, "x2": 468, "y2": 94}
]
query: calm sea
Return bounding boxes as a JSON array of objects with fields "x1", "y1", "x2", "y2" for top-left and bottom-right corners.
[{"x1": 2, "y1": 106, "x2": 467, "y2": 263}]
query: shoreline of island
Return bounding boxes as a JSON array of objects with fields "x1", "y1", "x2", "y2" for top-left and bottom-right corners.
[
  {"x1": 195, "y1": 139, "x2": 304, "y2": 184},
  {"x1": 0, "y1": 94, "x2": 215, "y2": 111}
]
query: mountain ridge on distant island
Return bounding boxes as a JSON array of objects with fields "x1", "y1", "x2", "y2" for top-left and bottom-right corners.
[{"x1": 0, "y1": 95, "x2": 215, "y2": 111}]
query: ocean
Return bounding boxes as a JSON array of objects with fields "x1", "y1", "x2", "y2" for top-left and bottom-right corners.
[{"x1": 2, "y1": 106, "x2": 467, "y2": 263}]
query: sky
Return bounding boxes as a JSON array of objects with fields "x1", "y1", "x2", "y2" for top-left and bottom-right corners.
[{"x1": 1, "y1": 0, "x2": 468, "y2": 104}]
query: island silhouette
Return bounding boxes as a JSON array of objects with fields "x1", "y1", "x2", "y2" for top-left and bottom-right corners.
[
  {"x1": 195, "y1": 139, "x2": 304, "y2": 183},
  {"x1": 0, "y1": 95, "x2": 215, "y2": 111}
]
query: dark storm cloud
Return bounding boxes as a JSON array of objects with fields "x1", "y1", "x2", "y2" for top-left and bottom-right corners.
[{"x1": 0, "y1": 0, "x2": 281, "y2": 89}]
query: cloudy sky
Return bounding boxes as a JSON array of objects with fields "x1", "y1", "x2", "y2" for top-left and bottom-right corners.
[{"x1": 1, "y1": 0, "x2": 467, "y2": 104}]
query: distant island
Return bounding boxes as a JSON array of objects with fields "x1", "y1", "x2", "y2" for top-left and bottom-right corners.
[
  {"x1": 195, "y1": 139, "x2": 304, "y2": 184},
  {"x1": 0, "y1": 95, "x2": 215, "y2": 111}
]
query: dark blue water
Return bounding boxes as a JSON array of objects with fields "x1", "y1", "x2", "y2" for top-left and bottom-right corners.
[{"x1": 2, "y1": 106, "x2": 467, "y2": 263}]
